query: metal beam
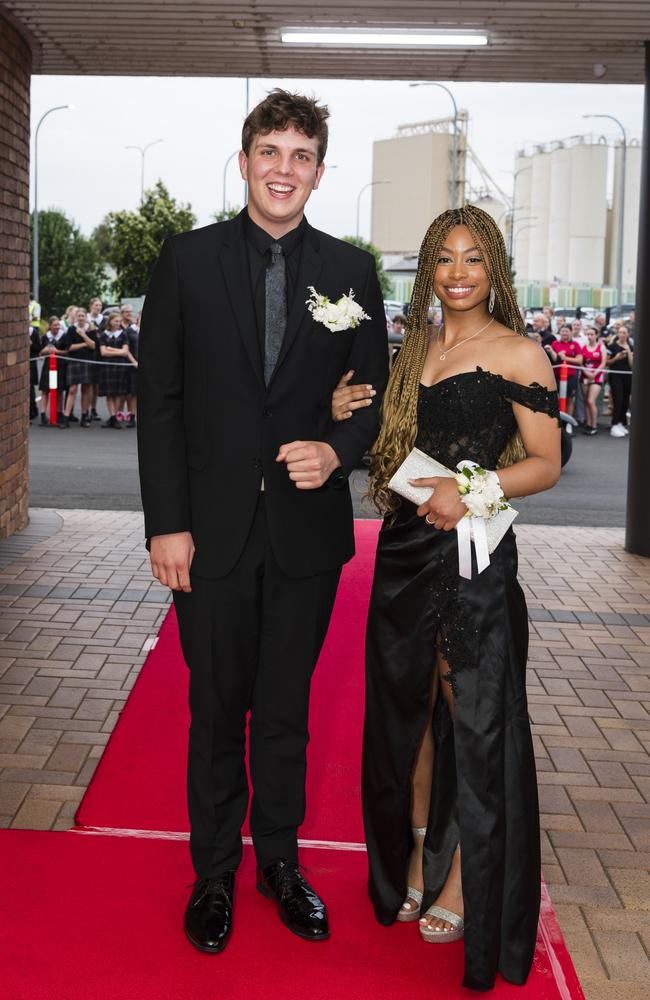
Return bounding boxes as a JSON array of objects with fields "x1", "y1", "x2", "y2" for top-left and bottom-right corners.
[{"x1": 625, "y1": 40, "x2": 650, "y2": 557}]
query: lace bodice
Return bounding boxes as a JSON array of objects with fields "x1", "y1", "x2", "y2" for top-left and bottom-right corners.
[{"x1": 415, "y1": 367, "x2": 560, "y2": 470}]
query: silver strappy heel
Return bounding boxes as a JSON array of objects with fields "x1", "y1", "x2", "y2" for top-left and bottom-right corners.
[{"x1": 397, "y1": 826, "x2": 426, "y2": 922}]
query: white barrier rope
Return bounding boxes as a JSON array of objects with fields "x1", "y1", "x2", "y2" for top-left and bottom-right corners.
[
  {"x1": 30, "y1": 356, "x2": 137, "y2": 367},
  {"x1": 551, "y1": 363, "x2": 633, "y2": 376}
]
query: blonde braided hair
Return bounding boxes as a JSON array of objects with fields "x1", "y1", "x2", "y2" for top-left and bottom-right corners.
[{"x1": 369, "y1": 205, "x2": 527, "y2": 515}]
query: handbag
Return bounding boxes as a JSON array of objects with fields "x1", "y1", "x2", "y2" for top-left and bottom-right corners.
[{"x1": 388, "y1": 448, "x2": 518, "y2": 579}]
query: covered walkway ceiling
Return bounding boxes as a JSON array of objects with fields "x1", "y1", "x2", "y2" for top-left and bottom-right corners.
[{"x1": 4, "y1": 1, "x2": 649, "y2": 84}]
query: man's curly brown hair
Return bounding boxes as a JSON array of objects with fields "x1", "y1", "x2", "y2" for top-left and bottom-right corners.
[{"x1": 242, "y1": 89, "x2": 330, "y2": 165}]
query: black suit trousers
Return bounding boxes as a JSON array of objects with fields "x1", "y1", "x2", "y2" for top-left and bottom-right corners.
[{"x1": 173, "y1": 495, "x2": 341, "y2": 877}]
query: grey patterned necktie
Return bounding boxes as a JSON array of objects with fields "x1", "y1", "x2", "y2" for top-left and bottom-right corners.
[{"x1": 264, "y1": 242, "x2": 287, "y2": 385}]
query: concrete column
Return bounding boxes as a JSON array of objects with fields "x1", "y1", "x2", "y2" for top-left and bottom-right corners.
[
  {"x1": 625, "y1": 41, "x2": 650, "y2": 556},
  {"x1": 0, "y1": 11, "x2": 33, "y2": 538}
]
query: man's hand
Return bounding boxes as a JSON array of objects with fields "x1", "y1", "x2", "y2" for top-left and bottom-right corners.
[
  {"x1": 150, "y1": 531, "x2": 195, "y2": 591},
  {"x1": 276, "y1": 441, "x2": 341, "y2": 490}
]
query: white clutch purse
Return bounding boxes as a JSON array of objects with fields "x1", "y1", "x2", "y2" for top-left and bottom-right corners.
[{"x1": 388, "y1": 448, "x2": 518, "y2": 579}]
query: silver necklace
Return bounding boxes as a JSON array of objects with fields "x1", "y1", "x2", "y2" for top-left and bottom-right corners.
[{"x1": 438, "y1": 318, "x2": 494, "y2": 361}]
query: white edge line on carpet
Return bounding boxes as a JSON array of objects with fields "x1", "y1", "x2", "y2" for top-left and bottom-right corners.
[{"x1": 71, "y1": 826, "x2": 367, "y2": 852}]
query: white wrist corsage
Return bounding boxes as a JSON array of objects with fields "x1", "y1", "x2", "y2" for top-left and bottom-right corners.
[
  {"x1": 454, "y1": 461, "x2": 508, "y2": 519},
  {"x1": 306, "y1": 286, "x2": 371, "y2": 333}
]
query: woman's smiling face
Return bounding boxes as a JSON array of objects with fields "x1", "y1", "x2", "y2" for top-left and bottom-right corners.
[{"x1": 432, "y1": 226, "x2": 490, "y2": 313}]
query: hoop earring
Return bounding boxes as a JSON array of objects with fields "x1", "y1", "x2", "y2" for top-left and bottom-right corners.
[{"x1": 488, "y1": 286, "x2": 496, "y2": 313}]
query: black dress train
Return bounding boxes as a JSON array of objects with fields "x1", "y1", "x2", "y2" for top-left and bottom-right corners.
[{"x1": 362, "y1": 367, "x2": 560, "y2": 991}]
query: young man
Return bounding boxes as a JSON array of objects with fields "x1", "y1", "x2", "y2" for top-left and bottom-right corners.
[{"x1": 137, "y1": 90, "x2": 388, "y2": 954}]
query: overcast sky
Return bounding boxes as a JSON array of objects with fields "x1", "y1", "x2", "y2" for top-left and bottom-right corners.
[{"x1": 31, "y1": 75, "x2": 644, "y2": 241}]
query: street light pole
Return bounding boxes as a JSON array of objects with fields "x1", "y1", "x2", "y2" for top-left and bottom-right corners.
[
  {"x1": 125, "y1": 139, "x2": 164, "y2": 204},
  {"x1": 223, "y1": 149, "x2": 239, "y2": 214},
  {"x1": 32, "y1": 104, "x2": 73, "y2": 302},
  {"x1": 410, "y1": 82, "x2": 459, "y2": 208},
  {"x1": 583, "y1": 114, "x2": 627, "y2": 312},
  {"x1": 356, "y1": 180, "x2": 390, "y2": 240}
]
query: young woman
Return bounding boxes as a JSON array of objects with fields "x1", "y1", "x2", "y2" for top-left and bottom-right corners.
[
  {"x1": 606, "y1": 325, "x2": 634, "y2": 438},
  {"x1": 87, "y1": 299, "x2": 105, "y2": 421},
  {"x1": 580, "y1": 327, "x2": 607, "y2": 434},
  {"x1": 63, "y1": 307, "x2": 98, "y2": 427},
  {"x1": 550, "y1": 324, "x2": 583, "y2": 431},
  {"x1": 98, "y1": 312, "x2": 136, "y2": 428},
  {"x1": 333, "y1": 206, "x2": 560, "y2": 991},
  {"x1": 38, "y1": 316, "x2": 69, "y2": 427}
]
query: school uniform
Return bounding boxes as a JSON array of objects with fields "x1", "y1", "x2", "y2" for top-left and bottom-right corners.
[
  {"x1": 98, "y1": 328, "x2": 131, "y2": 396},
  {"x1": 38, "y1": 329, "x2": 69, "y2": 393},
  {"x1": 29, "y1": 327, "x2": 41, "y2": 387},
  {"x1": 65, "y1": 324, "x2": 99, "y2": 385},
  {"x1": 124, "y1": 323, "x2": 139, "y2": 396}
]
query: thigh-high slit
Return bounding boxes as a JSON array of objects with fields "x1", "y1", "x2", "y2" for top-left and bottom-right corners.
[{"x1": 362, "y1": 501, "x2": 540, "y2": 991}]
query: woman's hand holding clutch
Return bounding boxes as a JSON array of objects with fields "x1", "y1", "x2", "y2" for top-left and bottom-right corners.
[
  {"x1": 409, "y1": 477, "x2": 467, "y2": 532},
  {"x1": 331, "y1": 370, "x2": 376, "y2": 422}
]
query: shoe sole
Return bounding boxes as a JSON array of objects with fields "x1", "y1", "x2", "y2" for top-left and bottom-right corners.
[
  {"x1": 183, "y1": 924, "x2": 230, "y2": 954},
  {"x1": 421, "y1": 927, "x2": 464, "y2": 944},
  {"x1": 256, "y1": 883, "x2": 330, "y2": 941}
]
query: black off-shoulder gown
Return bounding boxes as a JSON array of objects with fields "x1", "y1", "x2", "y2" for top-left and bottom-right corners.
[{"x1": 362, "y1": 368, "x2": 560, "y2": 992}]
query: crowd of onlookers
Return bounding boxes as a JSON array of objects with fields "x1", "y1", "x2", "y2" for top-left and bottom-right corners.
[
  {"x1": 528, "y1": 308, "x2": 634, "y2": 438},
  {"x1": 386, "y1": 305, "x2": 634, "y2": 440},
  {"x1": 29, "y1": 298, "x2": 139, "y2": 430},
  {"x1": 30, "y1": 294, "x2": 633, "y2": 442}
]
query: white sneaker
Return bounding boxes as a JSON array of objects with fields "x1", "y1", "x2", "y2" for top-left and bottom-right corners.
[
  {"x1": 610, "y1": 424, "x2": 626, "y2": 438},
  {"x1": 621, "y1": 425, "x2": 629, "y2": 435},
  {"x1": 566, "y1": 423, "x2": 573, "y2": 435}
]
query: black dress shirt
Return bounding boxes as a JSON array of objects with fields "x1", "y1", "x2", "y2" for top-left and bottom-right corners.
[{"x1": 244, "y1": 211, "x2": 307, "y2": 362}]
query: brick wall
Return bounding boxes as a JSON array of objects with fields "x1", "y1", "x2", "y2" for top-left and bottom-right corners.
[{"x1": 0, "y1": 14, "x2": 32, "y2": 538}]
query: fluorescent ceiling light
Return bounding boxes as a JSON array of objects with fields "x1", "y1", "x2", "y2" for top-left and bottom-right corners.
[{"x1": 281, "y1": 28, "x2": 488, "y2": 48}]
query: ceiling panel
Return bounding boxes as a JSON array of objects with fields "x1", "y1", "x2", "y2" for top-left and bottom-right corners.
[{"x1": 2, "y1": 1, "x2": 648, "y2": 82}]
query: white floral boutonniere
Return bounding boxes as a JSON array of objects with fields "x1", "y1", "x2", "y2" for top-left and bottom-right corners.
[{"x1": 306, "y1": 286, "x2": 371, "y2": 333}]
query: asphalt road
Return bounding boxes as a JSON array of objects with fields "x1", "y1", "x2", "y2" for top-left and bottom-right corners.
[{"x1": 29, "y1": 403, "x2": 628, "y2": 526}]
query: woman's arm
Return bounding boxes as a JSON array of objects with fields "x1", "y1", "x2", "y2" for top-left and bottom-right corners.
[
  {"x1": 497, "y1": 340, "x2": 561, "y2": 499},
  {"x1": 330, "y1": 370, "x2": 376, "y2": 421},
  {"x1": 101, "y1": 344, "x2": 129, "y2": 357}
]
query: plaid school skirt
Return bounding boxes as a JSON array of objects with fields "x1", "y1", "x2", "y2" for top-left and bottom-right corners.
[
  {"x1": 98, "y1": 358, "x2": 131, "y2": 396},
  {"x1": 66, "y1": 358, "x2": 98, "y2": 386},
  {"x1": 38, "y1": 356, "x2": 68, "y2": 393}
]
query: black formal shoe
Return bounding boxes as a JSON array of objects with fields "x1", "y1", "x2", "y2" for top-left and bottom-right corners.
[
  {"x1": 184, "y1": 871, "x2": 235, "y2": 954},
  {"x1": 257, "y1": 860, "x2": 329, "y2": 941}
]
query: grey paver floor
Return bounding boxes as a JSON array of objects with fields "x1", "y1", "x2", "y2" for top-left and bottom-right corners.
[{"x1": 1, "y1": 510, "x2": 650, "y2": 999}]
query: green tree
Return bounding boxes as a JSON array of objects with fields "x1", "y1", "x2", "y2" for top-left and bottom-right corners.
[
  {"x1": 106, "y1": 180, "x2": 196, "y2": 297},
  {"x1": 212, "y1": 205, "x2": 242, "y2": 222},
  {"x1": 31, "y1": 209, "x2": 107, "y2": 317},
  {"x1": 90, "y1": 216, "x2": 113, "y2": 260},
  {"x1": 341, "y1": 236, "x2": 393, "y2": 299}
]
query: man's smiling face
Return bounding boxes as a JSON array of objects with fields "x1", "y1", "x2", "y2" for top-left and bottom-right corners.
[{"x1": 239, "y1": 127, "x2": 324, "y2": 237}]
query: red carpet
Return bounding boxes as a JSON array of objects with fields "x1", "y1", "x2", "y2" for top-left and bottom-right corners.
[
  {"x1": 76, "y1": 521, "x2": 380, "y2": 841},
  {"x1": 0, "y1": 831, "x2": 582, "y2": 1000},
  {"x1": 3, "y1": 520, "x2": 583, "y2": 999}
]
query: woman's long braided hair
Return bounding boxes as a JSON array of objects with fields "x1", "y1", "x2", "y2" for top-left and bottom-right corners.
[{"x1": 369, "y1": 205, "x2": 527, "y2": 515}]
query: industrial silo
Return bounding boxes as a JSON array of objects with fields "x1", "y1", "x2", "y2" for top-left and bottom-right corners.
[
  {"x1": 547, "y1": 145, "x2": 571, "y2": 281},
  {"x1": 527, "y1": 149, "x2": 552, "y2": 281},
  {"x1": 512, "y1": 154, "x2": 533, "y2": 281},
  {"x1": 566, "y1": 140, "x2": 608, "y2": 284}
]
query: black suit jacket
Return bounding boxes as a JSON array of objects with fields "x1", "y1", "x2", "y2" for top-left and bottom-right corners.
[{"x1": 137, "y1": 211, "x2": 388, "y2": 579}]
